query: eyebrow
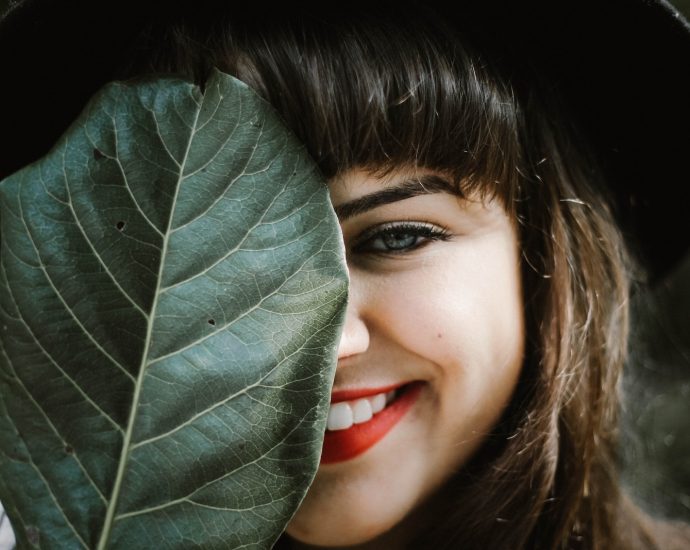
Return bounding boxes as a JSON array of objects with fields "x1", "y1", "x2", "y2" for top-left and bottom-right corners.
[{"x1": 334, "y1": 174, "x2": 462, "y2": 220}]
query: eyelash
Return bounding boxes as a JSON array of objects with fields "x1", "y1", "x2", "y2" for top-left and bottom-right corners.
[{"x1": 351, "y1": 221, "x2": 451, "y2": 255}]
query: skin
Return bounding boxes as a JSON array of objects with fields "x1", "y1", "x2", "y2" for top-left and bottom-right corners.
[{"x1": 286, "y1": 167, "x2": 525, "y2": 549}]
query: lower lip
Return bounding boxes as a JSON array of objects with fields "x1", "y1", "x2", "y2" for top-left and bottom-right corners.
[{"x1": 320, "y1": 382, "x2": 423, "y2": 464}]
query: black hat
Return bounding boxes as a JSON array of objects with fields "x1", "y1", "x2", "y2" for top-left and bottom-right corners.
[{"x1": 1, "y1": 0, "x2": 689, "y2": 279}]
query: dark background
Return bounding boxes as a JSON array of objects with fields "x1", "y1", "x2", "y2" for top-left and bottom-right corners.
[
  {"x1": 621, "y1": 255, "x2": 690, "y2": 522},
  {"x1": 0, "y1": 0, "x2": 688, "y2": 525}
]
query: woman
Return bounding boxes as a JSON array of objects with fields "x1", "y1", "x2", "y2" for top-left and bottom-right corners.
[{"x1": 1, "y1": 1, "x2": 689, "y2": 548}]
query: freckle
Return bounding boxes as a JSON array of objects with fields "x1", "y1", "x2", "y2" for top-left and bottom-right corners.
[{"x1": 437, "y1": 333, "x2": 443, "y2": 339}]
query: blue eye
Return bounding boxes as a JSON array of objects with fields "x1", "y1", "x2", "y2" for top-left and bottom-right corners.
[
  {"x1": 379, "y1": 231, "x2": 420, "y2": 250},
  {"x1": 353, "y1": 222, "x2": 450, "y2": 254}
]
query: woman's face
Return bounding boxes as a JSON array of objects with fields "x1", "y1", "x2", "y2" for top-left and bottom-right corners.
[{"x1": 286, "y1": 168, "x2": 525, "y2": 548}]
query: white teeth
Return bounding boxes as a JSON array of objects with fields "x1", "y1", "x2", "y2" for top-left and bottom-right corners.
[
  {"x1": 352, "y1": 399, "x2": 373, "y2": 424},
  {"x1": 370, "y1": 393, "x2": 386, "y2": 414},
  {"x1": 327, "y1": 389, "x2": 398, "y2": 431},
  {"x1": 327, "y1": 402, "x2": 353, "y2": 431}
]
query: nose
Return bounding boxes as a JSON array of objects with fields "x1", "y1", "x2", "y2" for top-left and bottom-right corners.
[{"x1": 337, "y1": 274, "x2": 370, "y2": 360}]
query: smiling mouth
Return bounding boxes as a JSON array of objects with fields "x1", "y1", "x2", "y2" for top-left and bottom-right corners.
[{"x1": 321, "y1": 382, "x2": 423, "y2": 464}]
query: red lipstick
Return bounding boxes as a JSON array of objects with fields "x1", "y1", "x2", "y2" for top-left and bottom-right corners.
[{"x1": 321, "y1": 382, "x2": 423, "y2": 464}]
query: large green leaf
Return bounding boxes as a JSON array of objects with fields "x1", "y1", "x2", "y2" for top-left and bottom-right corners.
[{"x1": 0, "y1": 70, "x2": 347, "y2": 549}]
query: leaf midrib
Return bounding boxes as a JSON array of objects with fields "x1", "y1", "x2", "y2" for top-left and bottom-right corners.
[{"x1": 96, "y1": 92, "x2": 204, "y2": 550}]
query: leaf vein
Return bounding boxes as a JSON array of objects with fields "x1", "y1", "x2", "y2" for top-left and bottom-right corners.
[
  {"x1": 61, "y1": 144, "x2": 150, "y2": 319},
  {"x1": 149, "y1": 249, "x2": 318, "y2": 366},
  {"x1": 15, "y1": 185, "x2": 136, "y2": 384},
  {"x1": 0, "y1": 396, "x2": 90, "y2": 549},
  {"x1": 160, "y1": 164, "x2": 289, "y2": 293},
  {"x1": 131, "y1": 337, "x2": 305, "y2": 449},
  {"x1": 97, "y1": 84, "x2": 205, "y2": 550},
  {"x1": 89, "y1": 114, "x2": 165, "y2": 238},
  {"x1": 0, "y1": 262, "x2": 125, "y2": 434},
  {"x1": 176, "y1": 88, "x2": 245, "y2": 183},
  {"x1": 147, "y1": 106, "x2": 182, "y2": 169},
  {"x1": 0, "y1": 336, "x2": 110, "y2": 505},
  {"x1": 115, "y1": 419, "x2": 306, "y2": 521}
]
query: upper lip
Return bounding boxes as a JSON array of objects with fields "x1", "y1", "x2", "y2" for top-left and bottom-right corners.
[{"x1": 330, "y1": 381, "x2": 410, "y2": 403}]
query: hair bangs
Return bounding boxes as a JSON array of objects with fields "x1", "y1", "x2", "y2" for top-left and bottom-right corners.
[{"x1": 213, "y1": 7, "x2": 522, "y2": 209}]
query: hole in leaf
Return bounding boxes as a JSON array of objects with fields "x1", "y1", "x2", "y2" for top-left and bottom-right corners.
[
  {"x1": 208, "y1": 319, "x2": 216, "y2": 326},
  {"x1": 93, "y1": 148, "x2": 106, "y2": 160},
  {"x1": 116, "y1": 221, "x2": 125, "y2": 231}
]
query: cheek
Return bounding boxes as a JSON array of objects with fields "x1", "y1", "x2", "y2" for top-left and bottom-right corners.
[
  {"x1": 372, "y1": 246, "x2": 524, "y2": 377},
  {"x1": 368, "y1": 242, "x2": 525, "y2": 453}
]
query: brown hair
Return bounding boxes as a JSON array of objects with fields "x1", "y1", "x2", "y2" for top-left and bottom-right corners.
[{"x1": 14, "y1": 2, "x2": 689, "y2": 548}]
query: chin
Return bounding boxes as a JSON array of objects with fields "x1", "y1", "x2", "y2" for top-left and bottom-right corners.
[
  {"x1": 284, "y1": 423, "x2": 434, "y2": 548},
  {"x1": 285, "y1": 475, "x2": 408, "y2": 547},
  {"x1": 286, "y1": 516, "x2": 388, "y2": 548}
]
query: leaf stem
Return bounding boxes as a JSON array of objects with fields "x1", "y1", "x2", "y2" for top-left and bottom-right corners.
[{"x1": 96, "y1": 89, "x2": 203, "y2": 550}]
